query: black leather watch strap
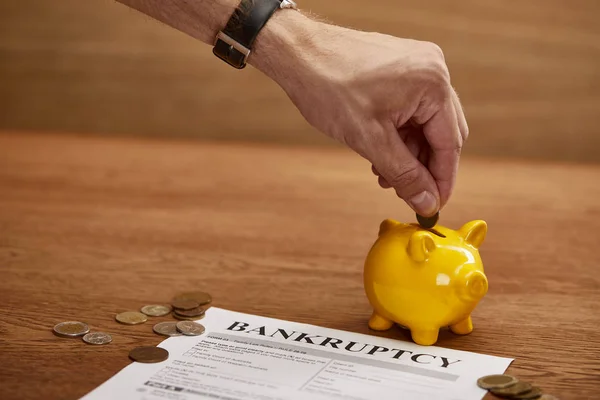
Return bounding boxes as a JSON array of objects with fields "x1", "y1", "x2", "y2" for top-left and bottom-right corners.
[{"x1": 213, "y1": 0, "x2": 283, "y2": 69}]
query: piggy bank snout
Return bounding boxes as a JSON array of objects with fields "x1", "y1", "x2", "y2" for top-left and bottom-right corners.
[{"x1": 458, "y1": 270, "x2": 488, "y2": 302}]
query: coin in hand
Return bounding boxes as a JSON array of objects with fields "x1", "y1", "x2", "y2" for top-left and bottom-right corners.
[
  {"x1": 83, "y1": 332, "x2": 112, "y2": 345},
  {"x1": 140, "y1": 304, "x2": 172, "y2": 317},
  {"x1": 153, "y1": 322, "x2": 181, "y2": 337},
  {"x1": 129, "y1": 346, "x2": 169, "y2": 363},
  {"x1": 416, "y1": 211, "x2": 439, "y2": 229},
  {"x1": 115, "y1": 311, "x2": 148, "y2": 325},
  {"x1": 53, "y1": 321, "x2": 90, "y2": 338},
  {"x1": 176, "y1": 321, "x2": 205, "y2": 336}
]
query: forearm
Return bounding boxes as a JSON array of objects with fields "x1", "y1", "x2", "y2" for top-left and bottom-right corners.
[
  {"x1": 115, "y1": 0, "x2": 238, "y2": 45},
  {"x1": 116, "y1": 0, "x2": 315, "y2": 85}
]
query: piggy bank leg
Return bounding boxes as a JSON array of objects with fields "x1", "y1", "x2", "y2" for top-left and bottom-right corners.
[
  {"x1": 411, "y1": 328, "x2": 439, "y2": 346},
  {"x1": 450, "y1": 316, "x2": 473, "y2": 335},
  {"x1": 368, "y1": 312, "x2": 393, "y2": 331}
]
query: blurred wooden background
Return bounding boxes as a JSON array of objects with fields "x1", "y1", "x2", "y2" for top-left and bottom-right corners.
[{"x1": 1, "y1": 0, "x2": 599, "y2": 162}]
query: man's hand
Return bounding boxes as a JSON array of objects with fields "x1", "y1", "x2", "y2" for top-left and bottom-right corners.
[
  {"x1": 252, "y1": 11, "x2": 468, "y2": 216},
  {"x1": 114, "y1": 1, "x2": 467, "y2": 216}
]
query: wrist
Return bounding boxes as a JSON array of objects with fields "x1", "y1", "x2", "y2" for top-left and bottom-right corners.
[{"x1": 249, "y1": 9, "x2": 319, "y2": 87}]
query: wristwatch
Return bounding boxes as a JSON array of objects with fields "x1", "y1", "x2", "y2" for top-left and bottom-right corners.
[{"x1": 213, "y1": 0, "x2": 298, "y2": 69}]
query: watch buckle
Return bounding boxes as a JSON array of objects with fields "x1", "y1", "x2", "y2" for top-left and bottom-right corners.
[{"x1": 215, "y1": 31, "x2": 251, "y2": 68}]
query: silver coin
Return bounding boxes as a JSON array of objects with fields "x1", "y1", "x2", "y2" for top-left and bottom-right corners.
[
  {"x1": 140, "y1": 304, "x2": 172, "y2": 317},
  {"x1": 82, "y1": 332, "x2": 112, "y2": 345},
  {"x1": 153, "y1": 322, "x2": 181, "y2": 337},
  {"x1": 176, "y1": 321, "x2": 205, "y2": 336},
  {"x1": 53, "y1": 321, "x2": 90, "y2": 338}
]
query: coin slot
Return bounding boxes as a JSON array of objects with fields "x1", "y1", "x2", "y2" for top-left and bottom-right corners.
[
  {"x1": 409, "y1": 223, "x2": 446, "y2": 238},
  {"x1": 427, "y1": 228, "x2": 446, "y2": 238}
]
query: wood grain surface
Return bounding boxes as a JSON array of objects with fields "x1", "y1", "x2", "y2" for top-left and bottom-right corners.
[
  {"x1": 1, "y1": 0, "x2": 600, "y2": 162},
  {"x1": 0, "y1": 132, "x2": 599, "y2": 399}
]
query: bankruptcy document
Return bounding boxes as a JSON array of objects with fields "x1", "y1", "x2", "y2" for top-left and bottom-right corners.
[{"x1": 82, "y1": 308, "x2": 512, "y2": 400}]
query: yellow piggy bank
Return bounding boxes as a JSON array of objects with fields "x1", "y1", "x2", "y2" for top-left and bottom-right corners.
[{"x1": 364, "y1": 219, "x2": 488, "y2": 346}]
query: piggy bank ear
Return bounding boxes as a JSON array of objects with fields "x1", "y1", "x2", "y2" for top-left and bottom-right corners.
[
  {"x1": 408, "y1": 231, "x2": 436, "y2": 262},
  {"x1": 378, "y1": 219, "x2": 401, "y2": 236},
  {"x1": 459, "y1": 220, "x2": 487, "y2": 248}
]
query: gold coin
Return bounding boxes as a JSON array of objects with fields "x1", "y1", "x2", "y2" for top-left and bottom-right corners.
[
  {"x1": 173, "y1": 291, "x2": 212, "y2": 306},
  {"x1": 171, "y1": 299, "x2": 200, "y2": 311},
  {"x1": 477, "y1": 374, "x2": 519, "y2": 390},
  {"x1": 173, "y1": 307, "x2": 205, "y2": 318},
  {"x1": 152, "y1": 322, "x2": 181, "y2": 337},
  {"x1": 115, "y1": 311, "x2": 148, "y2": 325},
  {"x1": 416, "y1": 212, "x2": 439, "y2": 229},
  {"x1": 516, "y1": 387, "x2": 543, "y2": 400},
  {"x1": 53, "y1": 321, "x2": 90, "y2": 338},
  {"x1": 172, "y1": 311, "x2": 205, "y2": 321},
  {"x1": 83, "y1": 332, "x2": 112, "y2": 345},
  {"x1": 128, "y1": 346, "x2": 169, "y2": 363},
  {"x1": 490, "y1": 381, "x2": 532, "y2": 397},
  {"x1": 140, "y1": 304, "x2": 172, "y2": 317},
  {"x1": 175, "y1": 321, "x2": 205, "y2": 336}
]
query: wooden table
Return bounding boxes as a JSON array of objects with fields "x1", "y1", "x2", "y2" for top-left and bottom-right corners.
[{"x1": 1, "y1": 132, "x2": 599, "y2": 399}]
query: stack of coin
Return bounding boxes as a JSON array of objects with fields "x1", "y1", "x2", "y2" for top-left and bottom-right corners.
[
  {"x1": 170, "y1": 291, "x2": 211, "y2": 321},
  {"x1": 477, "y1": 374, "x2": 558, "y2": 399},
  {"x1": 172, "y1": 291, "x2": 212, "y2": 307}
]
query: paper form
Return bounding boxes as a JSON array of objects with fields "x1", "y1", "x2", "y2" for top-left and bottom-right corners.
[{"x1": 81, "y1": 307, "x2": 512, "y2": 400}]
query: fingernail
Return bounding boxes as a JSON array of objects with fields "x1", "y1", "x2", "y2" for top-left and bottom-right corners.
[{"x1": 409, "y1": 191, "x2": 438, "y2": 216}]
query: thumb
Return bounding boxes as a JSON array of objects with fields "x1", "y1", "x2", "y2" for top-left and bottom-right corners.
[{"x1": 370, "y1": 129, "x2": 440, "y2": 217}]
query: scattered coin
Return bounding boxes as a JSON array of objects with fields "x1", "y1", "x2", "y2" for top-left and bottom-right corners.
[
  {"x1": 115, "y1": 311, "x2": 148, "y2": 325},
  {"x1": 517, "y1": 387, "x2": 543, "y2": 399},
  {"x1": 53, "y1": 321, "x2": 90, "y2": 338},
  {"x1": 83, "y1": 332, "x2": 112, "y2": 345},
  {"x1": 176, "y1": 321, "x2": 205, "y2": 336},
  {"x1": 477, "y1": 374, "x2": 519, "y2": 390},
  {"x1": 129, "y1": 346, "x2": 169, "y2": 363},
  {"x1": 416, "y1": 212, "x2": 439, "y2": 229},
  {"x1": 173, "y1": 307, "x2": 205, "y2": 318},
  {"x1": 153, "y1": 322, "x2": 181, "y2": 337},
  {"x1": 173, "y1": 312, "x2": 205, "y2": 321},
  {"x1": 490, "y1": 381, "x2": 532, "y2": 397},
  {"x1": 171, "y1": 299, "x2": 200, "y2": 311},
  {"x1": 140, "y1": 304, "x2": 172, "y2": 317},
  {"x1": 173, "y1": 291, "x2": 212, "y2": 306}
]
